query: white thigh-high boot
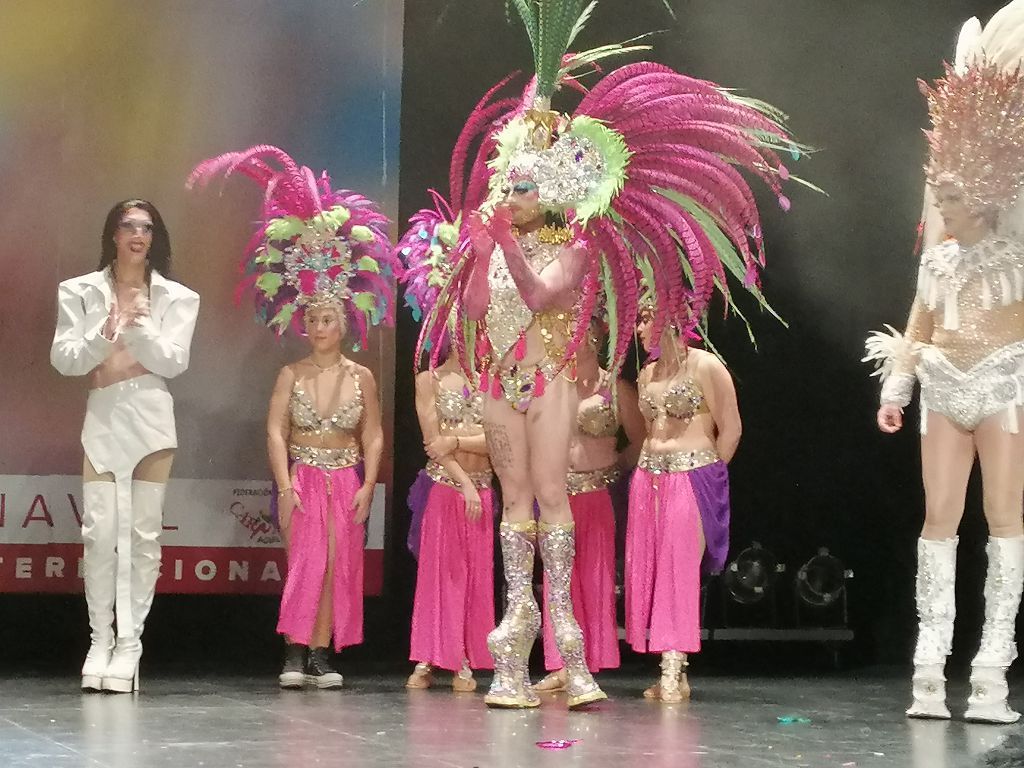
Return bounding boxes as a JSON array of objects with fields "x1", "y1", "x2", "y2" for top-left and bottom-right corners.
[
  {"x1": 907, "y1": 537, "x2": 958, "y2": 719},
  {"x1": 103, "y1": 480, "x2": 164, "y2": 693},
  {"x1": 965, "y1": 535, "x2": 1024, "y2": 724},
  {"x1": 80, "y1": 482, "x2": 118, "y2": 691}
]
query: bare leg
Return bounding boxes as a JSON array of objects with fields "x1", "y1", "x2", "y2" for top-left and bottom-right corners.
[
  {"x1": 528, "y1": 376, "x2": 604, "y2": 707},
  {"x1": 83, "y1": 456, "x2": 115, "y2": 483},
  {"x1": 965, "y1": 410, "x2": 1024, "y2": 723},
  {"x1": 132, "y1": 449, "x2": 174, "y2": 483},
  {"x1": 483, "y1": 399, "x2": 532, "y2": 521},
  {"x1": 310, "y1": 512, "x2": 337, "y2": 649},
  {"x1": 526, "y1": 375, "x2": 575, "y2": 524},
  {"x1": 908, "y1": 412, "x2": 975, "y2": 719},
  {"x1": 920, "y1": 414, "x2": 974, "y2": 540},
  {"x1": 974, "y1": 414, "x2": 1024, "y2": 539},
  {"x1": 482, "y1": 398, "x2": 540, "y2": 708}
]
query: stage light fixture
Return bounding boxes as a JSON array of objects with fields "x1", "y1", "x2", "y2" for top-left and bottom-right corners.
[
  {"x1": 719, "y1": 542, "x2": 786, "y2": 628},
  {"x1": 794, "y1": 547, "x2": 854, "y2": 628}
]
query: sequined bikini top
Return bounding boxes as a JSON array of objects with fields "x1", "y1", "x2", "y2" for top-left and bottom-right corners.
[
  {"x1": 289, "y1": 367, "x2": 364, "y2": 435},
  {"x1": 485, "y1": 229, "x2": 563, "y2": 360},
  {"x1": 435, "y1": 382, "x2": 484, "y2": 429},
  {"x1": 577, "y1": 394, "x2": 618, "y2": 438},
  {"x1": 639, "y1": 376, "x2": 708, "y2": 423}
]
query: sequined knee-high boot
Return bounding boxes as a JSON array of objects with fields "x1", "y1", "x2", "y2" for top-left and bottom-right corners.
[
  {"x1": 966, "y1": 535, "x2": 1024, "y2": 724},
  {"x1": 538, "y1": 521, "x2": 606, "y2": 709},
  {"x1": 907, "y1": 537, "x2": 957, "y2": 719},
  {"x1": 484, "y1": 521, "x2": 541, "y2": 708}
]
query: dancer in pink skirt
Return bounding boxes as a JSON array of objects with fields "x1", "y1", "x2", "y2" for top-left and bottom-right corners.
[
  {"x1": 626, "y1": 314, "x2": 740, "y2": 703},
  {"x1": 188, "y1": 145, "x2": 396, "y2": 689},
  {"x1": 398, "y1": 201, "x2": 495, "y2": 692},
  {"x1": 534, "y1": 324, "x2": 644, "y2": 693}
]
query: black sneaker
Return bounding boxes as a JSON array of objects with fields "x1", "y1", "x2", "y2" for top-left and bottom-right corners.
[
  {"x1": 279, "y1": 643, "x2": 306, "y2": 689},
  {"x1": 305, "y1": 647, "x2": 344, "y2": 689}
]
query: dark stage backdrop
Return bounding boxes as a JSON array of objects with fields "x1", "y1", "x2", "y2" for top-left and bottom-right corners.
[{"x1": 392, "y1": 0, "x2": 1014, "y2": 669}]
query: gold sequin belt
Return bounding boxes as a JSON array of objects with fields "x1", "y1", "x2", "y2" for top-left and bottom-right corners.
[
  {"x1": 289, "y1": 444, "x2": 361, "y2": 470},
  {"x1": 426, "y1": 460, "x2": 493, "y2": 489},
  {"x1": 566, "y1": 466, "x2": 621, "y2": 496},
  {"x1": 637, "y1": 448, "x2": 719, "y2": 474}
]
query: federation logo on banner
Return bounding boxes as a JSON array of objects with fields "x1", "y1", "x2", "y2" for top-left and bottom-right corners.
[{"x1": 0, "y1": 476, "x2": 385, "y2": 595}]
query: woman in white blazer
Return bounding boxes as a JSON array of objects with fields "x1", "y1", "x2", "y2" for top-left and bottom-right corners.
[{"x1": 50, "y1": 199, "x2": 199, "y2": 693}]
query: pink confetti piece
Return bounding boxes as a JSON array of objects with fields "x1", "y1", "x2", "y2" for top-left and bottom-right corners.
[{"x1": 536, "y1": 740, "x2": 580, "y2": 750}]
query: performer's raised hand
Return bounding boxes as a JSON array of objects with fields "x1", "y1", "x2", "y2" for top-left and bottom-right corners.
[
  {"x1": 120, "y1": 287, "x2": 150, "y2": 328},
  {"x1": 467, "y1": 210, "x2": 494, "y2": 257},
  {"x1": 488, "y1": 204, "x2": 516, "y2": 246}
]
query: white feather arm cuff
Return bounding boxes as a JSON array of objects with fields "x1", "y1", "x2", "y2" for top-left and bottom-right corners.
[{"x1": 863, "y1": 325, "x2": 917, "y2": 407}]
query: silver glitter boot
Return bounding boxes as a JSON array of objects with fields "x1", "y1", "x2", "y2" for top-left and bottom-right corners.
[
  {"x1": 484, "y1": 521, "x2": 541, "y2": 709},
  {"x1": 907, "y1": 537, "x2": 957, "y2": 720},
  {"x1": 966, "y1": 535, "x2": 1024, "y2": 724},
  {"x1": 538, "y1": 521, "x2": 607, "y2": 709}
]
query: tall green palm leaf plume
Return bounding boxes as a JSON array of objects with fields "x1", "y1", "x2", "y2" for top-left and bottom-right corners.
[{"x1": 506, "y1": 0, "x2": 589, "y2": 99}]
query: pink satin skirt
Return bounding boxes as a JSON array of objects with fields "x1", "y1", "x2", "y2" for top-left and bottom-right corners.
[
  {"x1": 541, "y1": 487, "x2": 621, "y2": 672},
  {"x1": 625, "y1": 467, "x2": 705, "y2": 654},
  {"x1": 276, "y1": 463, "x2": 364, "y2": 651},
  {"x1": 409, "y1": 479, "x2": 496, "y2": 671}
]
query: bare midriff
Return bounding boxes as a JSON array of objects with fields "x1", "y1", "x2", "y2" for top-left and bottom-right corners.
[
  {"x1": 642, "y1": 412, "x2": 717, "y2": 455},
  {"x1": 439, "y1": 423, "x2": 491, "y2": 474}
]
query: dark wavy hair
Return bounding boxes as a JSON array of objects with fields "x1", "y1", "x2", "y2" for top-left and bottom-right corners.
[{"x1": 97, "y1": 199, "x2": 172, "y2": 281}]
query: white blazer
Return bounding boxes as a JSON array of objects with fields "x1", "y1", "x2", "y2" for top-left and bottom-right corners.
[{"x1": 50, "y1": 269, "x2": 200, "y2": 379}]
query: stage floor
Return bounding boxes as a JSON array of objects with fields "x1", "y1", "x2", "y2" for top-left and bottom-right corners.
[{"x1": 0, "y1": 672, "x2": 1019, "y2": 767}]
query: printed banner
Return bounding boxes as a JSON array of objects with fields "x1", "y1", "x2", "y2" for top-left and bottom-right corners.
[{"x1": 0, "y1": 476, "x2": 386, "y2": 595}]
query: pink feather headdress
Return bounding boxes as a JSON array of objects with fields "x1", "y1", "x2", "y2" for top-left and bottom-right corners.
[{"x1": 187, "y1": 145, "x2": 399, "y2": 349}]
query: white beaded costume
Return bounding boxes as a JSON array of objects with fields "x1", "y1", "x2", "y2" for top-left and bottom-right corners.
[{"x1": 863, "y1": 0, "x2": 1024, "y2": 725}]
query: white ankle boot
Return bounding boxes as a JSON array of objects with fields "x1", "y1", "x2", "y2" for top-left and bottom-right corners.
[
  {"x1": 81, "y1": 482, "x2": 118, "y2": 691},
  {"x1": 965, "y1": 536, "x2": 1024, "y2": 724},
  {"x1": 103, "y1": 639, "x2": 143, "y2": 693},
  {"x1": 907, "y1": 537, "x2": 957, "y2": 719}
]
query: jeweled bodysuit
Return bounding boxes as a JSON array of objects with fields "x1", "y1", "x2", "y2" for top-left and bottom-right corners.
[
  {"x1": 886, "y1": 237, "x2": 1024, "y2": 432},
  {"x1": 482, "y1": 228, "x2": 574, "y2": 411}
]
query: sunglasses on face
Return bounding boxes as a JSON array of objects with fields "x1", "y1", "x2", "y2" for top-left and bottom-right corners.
[{"x1": 118, "y1": 220, "x2": 154, "y2": 235}]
